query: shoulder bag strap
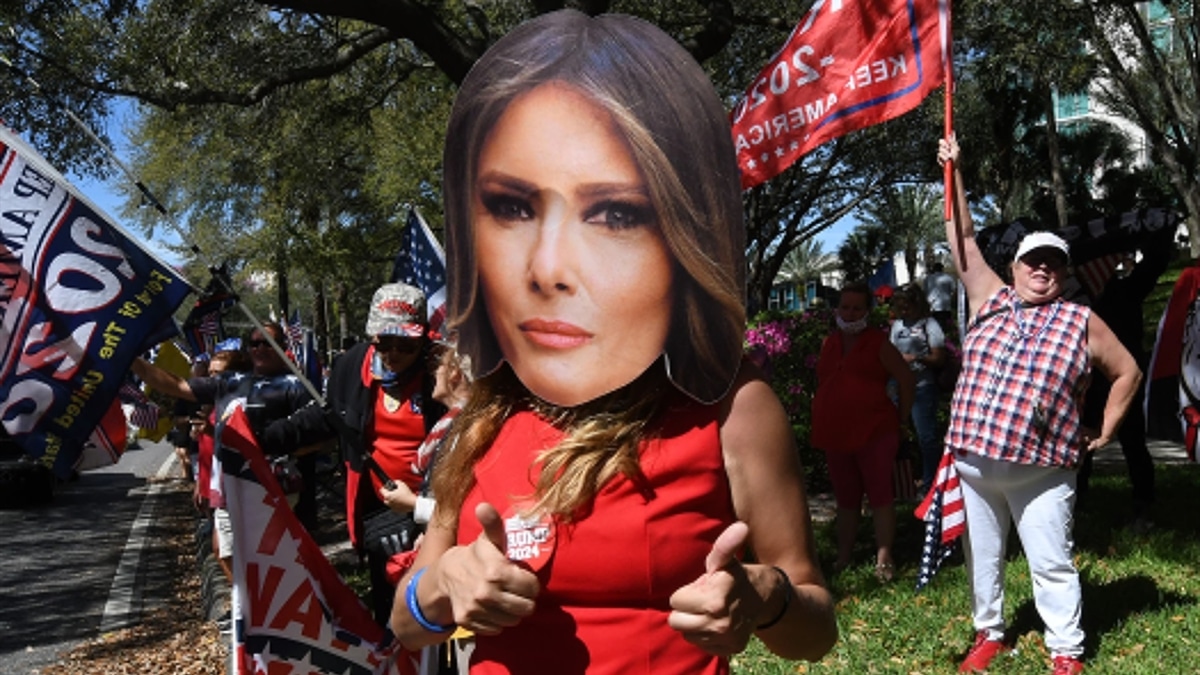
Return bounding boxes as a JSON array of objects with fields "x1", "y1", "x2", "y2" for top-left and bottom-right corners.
[{"x1": 362, "y1": 378, "x2": 397, "y2": 489}]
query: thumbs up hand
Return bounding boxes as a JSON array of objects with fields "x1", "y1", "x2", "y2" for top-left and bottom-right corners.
[
  {"x1": 668, "y1": 522, "x2": 764, "y2": 656},
  {"x1": 433, "y1": 502, "x2": 540, "y2": 635}
]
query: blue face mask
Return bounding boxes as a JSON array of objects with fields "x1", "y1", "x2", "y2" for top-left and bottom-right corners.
[
  {"x1": 371, "y1": 351, "x2": 400, "y2": 387},
  {"x1": 372, "y1": 348, "x2": 424, "y2": 387}
]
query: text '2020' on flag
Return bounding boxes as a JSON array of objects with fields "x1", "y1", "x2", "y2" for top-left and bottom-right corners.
[
  {"x1": 0, "y1": 123, "x2": 191, "y2": 477},
  {"x1": 732, "y1": 0, "x2": 950, "y2": 189}
]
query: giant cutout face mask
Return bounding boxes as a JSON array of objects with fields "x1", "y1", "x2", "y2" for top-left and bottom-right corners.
[
  {"x1": 472, "y1": 84, "x2": 675, "y2": 406},
  {"x1": 443, "y1": 10, "x2": 747, "y2": 406}
]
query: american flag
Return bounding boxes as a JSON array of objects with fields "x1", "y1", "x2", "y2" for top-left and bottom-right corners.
[
  {"x1": 391, "y1": 207, "x2": 447, "y2": 333},
  {"x1": 182, "y1": 292, "x2": 236, "y2": 357},
  {"x1": 117, "y1": 380, "x2": 160, "y2": 431},
  {"x1": 78, "y1": 400, "x2": 128, "y2": 471},
  {"x1": 914, "y1": 449, "x2": 965, "y2": 591},
  {"x1": 1074, "y1": 252, "x2": 1126, "y2": 300},
  {"x1": 286, "y1": 309, "x2": 304, "y2": 354}
]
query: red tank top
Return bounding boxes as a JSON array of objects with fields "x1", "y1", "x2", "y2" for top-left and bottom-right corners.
[
  {"x1": 457, "y1": 399, "x2": 734, "y2": 675},
  {"x1": 810, "y1": 327, "x2": 899, "y2": 452},
  {"x1": 365, "y1": 360, "x2": 426, "y2": 493}
]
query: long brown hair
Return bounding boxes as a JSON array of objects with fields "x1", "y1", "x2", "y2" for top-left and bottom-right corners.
[
  {"x1": 432, "y1": 363, "x2": 672, "y2": 523},
  {"x1": 434, "y1": 10, "x2": 745, "y2": 524}
]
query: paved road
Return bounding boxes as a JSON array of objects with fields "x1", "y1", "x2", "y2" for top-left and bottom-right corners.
[{"x1": 0, "y1": 439, "x2": 181, "y2": 674}]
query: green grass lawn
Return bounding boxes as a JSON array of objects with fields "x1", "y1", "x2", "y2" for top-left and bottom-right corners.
[{"x1": 736, "y1": 462, "x2": 1200, "y2": 673}]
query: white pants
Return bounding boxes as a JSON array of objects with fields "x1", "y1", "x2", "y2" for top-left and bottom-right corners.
[{"x1": 955, "y1": 452, "x2": 1084, "y2": 658}]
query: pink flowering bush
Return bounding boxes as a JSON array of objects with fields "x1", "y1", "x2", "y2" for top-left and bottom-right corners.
[{"x1": 746, "y1": 305, "x2": 891, "y2": 491}]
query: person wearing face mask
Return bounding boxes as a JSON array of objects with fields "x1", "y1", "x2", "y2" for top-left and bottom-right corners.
[
  {"x1": 811, "y1": 281, "x2": 915, "y2": 581},
  {"x1": 889, "y1": 283, "x2": 948, "y2": 494},
  {"x1": 263, "y1": 282, "x2": 446, "y2": 625}
]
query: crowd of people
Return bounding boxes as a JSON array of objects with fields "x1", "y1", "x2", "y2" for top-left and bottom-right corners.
[{"x1": 123, "y1": 11, "x2": 1172, "y2": 675}]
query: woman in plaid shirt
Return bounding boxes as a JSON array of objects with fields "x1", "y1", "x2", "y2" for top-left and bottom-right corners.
[{"x1": 939, "y1": 136, "x2": 1141, "y2": 675}]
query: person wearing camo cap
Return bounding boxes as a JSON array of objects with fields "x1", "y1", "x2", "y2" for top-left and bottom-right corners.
[{"x1": 264, "y1": 282, "x2": 447, "y2": 624}]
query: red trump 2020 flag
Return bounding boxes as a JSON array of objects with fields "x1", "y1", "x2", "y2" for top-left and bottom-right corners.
[{"x1": 732, "y1": 0, "x2": 950, "y2": 189}]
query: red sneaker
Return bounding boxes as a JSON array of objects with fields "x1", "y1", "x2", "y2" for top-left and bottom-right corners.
[
  {"x1": 1052, "y1": 655, "x2": 1085, "y2": 674},
  {"x1": 959, "y1": 631, "x2": 1006, "y2": 672}
]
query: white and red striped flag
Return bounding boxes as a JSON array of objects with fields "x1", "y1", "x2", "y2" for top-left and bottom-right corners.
[
  {"x1": 118, "y1": 381, "x2": 161, "y2": 431},
  {"x1": 913, "y1": 449, "x2": 964, "y2": 590},
  {"x1": 391, "y1": 208, "x2": 447, "y2": 334},
  {"x1": 286, "y1": 309, "x2": 304, "y2": 355},
  {"x1": 1074, "y1": 252, "x2": 1125, "y2": 300},
  {"x1": 219, "y1": 405, "x2": 416, "y2": 675}
]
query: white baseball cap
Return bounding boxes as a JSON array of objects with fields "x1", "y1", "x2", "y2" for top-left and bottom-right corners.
[{"x1": 1014, "y1": 231, "x2": 1070, "y2": 264}]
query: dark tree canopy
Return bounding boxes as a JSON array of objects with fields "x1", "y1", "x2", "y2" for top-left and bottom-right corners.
[{"x1": 1, "y1": 0, "x2": 777, "y2": 176}]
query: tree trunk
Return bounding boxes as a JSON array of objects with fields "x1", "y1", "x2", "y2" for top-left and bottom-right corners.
[
  {"x1": 336, "y1": 282, "x2": 351, "y2": 348},
  {"x1": 277, "y1": 265, "x2": 289, "y2": 323},
  {"x1": 313, "y1": 280, "x2": 328, "y2": 363},
  {"x1": 1043, "y1": 84, "x2": 1070, "y2": 230}
]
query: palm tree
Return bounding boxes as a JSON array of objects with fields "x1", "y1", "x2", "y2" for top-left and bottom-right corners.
[
  {"x1": 775, "y1": 238, "x2": 839, "y2": 286},
  {"x1": 838, "y1": 223, "x2": 892, "y2": 283},
  {"x1": 769, "y1": 238, "x2": 839, "y2": 309},
  {"x1": 856, "y1": 184, "x2": 944, "y2": 281}
]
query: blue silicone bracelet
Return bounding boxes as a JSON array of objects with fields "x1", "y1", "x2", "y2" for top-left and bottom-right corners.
[{"x1": 406, "y1": 568, "x2": 455, "y2": 633}]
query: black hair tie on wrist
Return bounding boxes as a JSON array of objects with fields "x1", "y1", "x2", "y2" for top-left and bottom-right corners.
[{"x1": 755, "y1": 566, "x2": 794, "y2": 631}]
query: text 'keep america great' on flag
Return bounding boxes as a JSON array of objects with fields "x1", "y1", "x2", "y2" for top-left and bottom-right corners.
[
  {"x1": 732, "y1": 0, "x2": 950, "y2": 189},
  {"x1": 391, "y1": 207, "x2": 447, "y2": 334},
  {"x1": 0, "y1": 123, "x2": 192, "y2": 477}
]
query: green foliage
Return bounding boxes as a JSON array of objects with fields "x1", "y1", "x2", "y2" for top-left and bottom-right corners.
[
  {"x1": 838, "y1": 224, "x2": 892, "y2": 283},
  {"x1": 776, "y1": 238, "x2": 838, "y2": 287},
  {"x1": 855, "y1": 183, "x2": 944, "y2": 279},
  {"x1": 734, "y1": 464, "x2": 1200, "y2": 674}
]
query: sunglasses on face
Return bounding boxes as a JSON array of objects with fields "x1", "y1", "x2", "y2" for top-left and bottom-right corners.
[
  {"x1": 375, "y1": 336, "x2": 423, "y2": 354},
  {"x1": 1020, "y1": 251, "x2": 1068, "y2": 270},
  {"x1": 247, "y1": 338, "x2": 272, "y2": 349}
]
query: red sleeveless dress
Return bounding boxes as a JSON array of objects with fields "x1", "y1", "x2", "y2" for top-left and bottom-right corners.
[{"x1": 457, "y1": 398, "x2": 735, "y2": 675}]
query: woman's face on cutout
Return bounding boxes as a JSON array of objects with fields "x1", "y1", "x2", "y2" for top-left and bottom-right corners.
[{"x1": 472, "y1": 83, "x2": 675, "y2": 406}]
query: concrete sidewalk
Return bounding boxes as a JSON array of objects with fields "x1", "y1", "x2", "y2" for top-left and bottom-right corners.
[{"x1": 1092, "y1": 438, "x2": 1190, "y2": 465}]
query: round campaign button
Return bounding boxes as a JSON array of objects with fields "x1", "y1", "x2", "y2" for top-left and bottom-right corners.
[{"x1": 501, "y1": 505, "x2": 555, "y2": 572}]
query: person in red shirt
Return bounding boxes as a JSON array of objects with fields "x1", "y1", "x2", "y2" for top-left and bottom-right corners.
[
  {"x1": 388, "y1": 10, "x2": 837, "y2": 674},
  {"x1": 264, "y1": 283, "x2": 445, "y2": 625},
  {"x1": 811, "y1": 281, "x2": 915, "y2": 581}
]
